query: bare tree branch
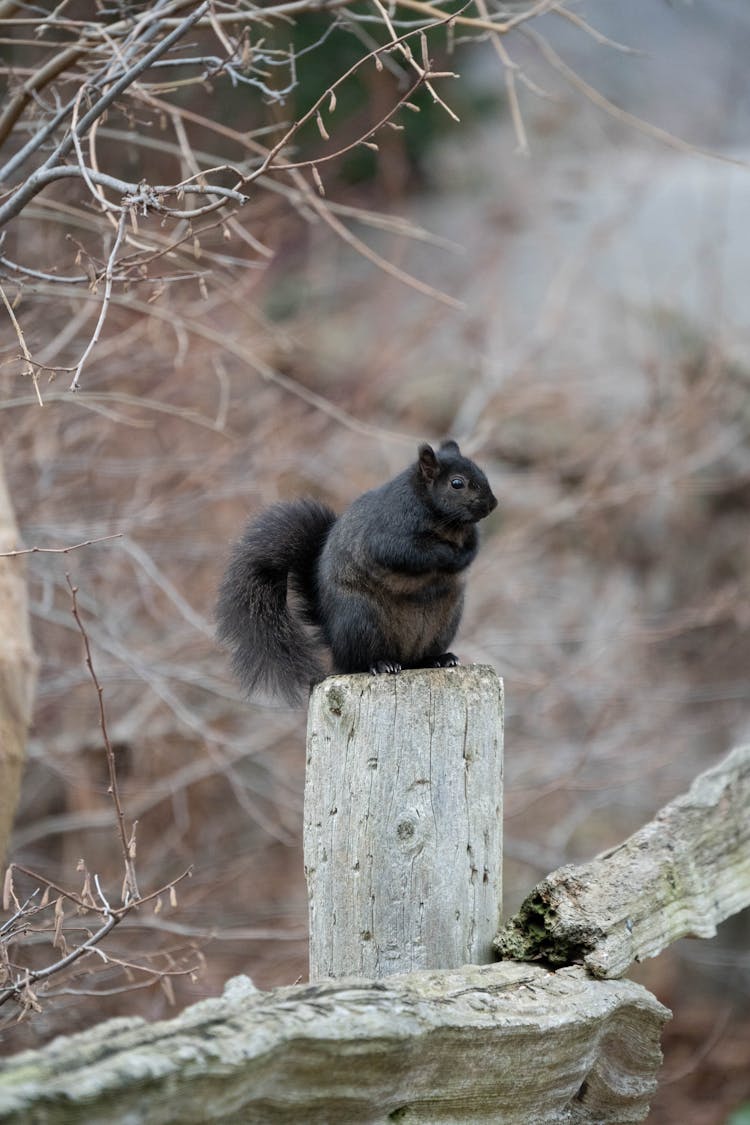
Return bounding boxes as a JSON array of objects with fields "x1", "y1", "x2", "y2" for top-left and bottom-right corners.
[{"x1": 65, "y1": 573, "x2": 140, "y2": 902}]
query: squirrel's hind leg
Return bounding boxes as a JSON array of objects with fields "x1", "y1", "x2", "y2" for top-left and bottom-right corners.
[{"x1": 323, "y1": 590, "x2": 396, "y2": 675}]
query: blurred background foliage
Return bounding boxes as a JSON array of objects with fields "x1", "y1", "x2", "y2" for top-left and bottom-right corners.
[{"x1": 0, "y1": 2, "x2": 749, "y2": 1121}]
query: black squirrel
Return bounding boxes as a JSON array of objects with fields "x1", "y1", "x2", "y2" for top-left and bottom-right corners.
[{"x1": 216, "y1": 440, "x2": 497, "y2": 704}]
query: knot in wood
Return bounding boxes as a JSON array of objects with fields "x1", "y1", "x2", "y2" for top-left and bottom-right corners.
[{"x1": 394, "y1": 810, "x2": 426, "y2": 853}]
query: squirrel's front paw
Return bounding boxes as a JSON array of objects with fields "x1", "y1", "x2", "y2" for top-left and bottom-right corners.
[
  {"x1": 371, "y1": 659, "x2": 402, "y2": 675},
  {"x1": 433, "y1": 652, "x2": 459, "y2": 668}
]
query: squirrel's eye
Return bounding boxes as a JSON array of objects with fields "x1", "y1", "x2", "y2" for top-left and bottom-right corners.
[{"x1": 450, "y1": 477, "x2": 465, "y2": 490}]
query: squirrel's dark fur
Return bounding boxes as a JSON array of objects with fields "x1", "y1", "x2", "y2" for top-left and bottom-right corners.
[{"x1": 216, "y1": 440, "x2": 497, "y2": 704}]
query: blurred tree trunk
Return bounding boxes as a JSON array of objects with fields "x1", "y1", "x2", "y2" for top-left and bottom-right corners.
[{"x1": 0, "y1": 461, "x2": 36, "y2": 863}]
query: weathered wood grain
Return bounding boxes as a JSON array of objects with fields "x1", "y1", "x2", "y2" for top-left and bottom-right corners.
[
  {"x1": 305, "y1": 666, "x2": 503, "y2": 978},
  {"x1": 495, "y1": 744, "x2": 750, "y2": 978},
  {"x1": 0, "y1": 963, "x2": 669, "y2": 1124}
]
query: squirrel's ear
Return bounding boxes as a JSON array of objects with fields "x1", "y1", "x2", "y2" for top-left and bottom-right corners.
[
  {"x1": 418, "y1": 443, "x2": 439, "y2": 481},
  {"x1": 439, "y1": 439, "x2": 461, "y2": 457}
]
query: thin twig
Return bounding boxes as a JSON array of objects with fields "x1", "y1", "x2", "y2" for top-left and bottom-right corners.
[
  {"x1": 474, "y1": 0, "x2": 528, "y2": 155},
  {"x1": 71, "y1": 84, "x2": 125, "y2": 215},
  {"x1": 523, "y1": 25, "x2": 750, "y2": 169},
  {"x1": 69, "y1": 209, "x2": 126, "y2": 391},
  {"x1": 0, "y1": 533, "x2": 123, "y2": 558},
  {"x1": 274, "y1": 74, "x2": 425, "y2": 172},
  {"x1": 7, "y1": 862, "x2": 193, "y2": 918},
  {"x1": 0, "y1": 914, "x2": 120, "y2": 1008},
  {"x1": 65, "y1": 573, "x2": 140, "y2": 902},
  {"x1": 0, "y1": 254, "x2": 89, "y2": 283},
  {"x1": 0, "y1": 283, "x2": 42, "y2": 405},
  {"x1": 305, "y1": 184, "x2": 464, "y2": 310},
  {"x1": 246, "y1": 10, "x2": 461, "y2": 184},
  {"x1": 371, "y1": 0, "x2": 460, "y2": 122},
  {"x1": 0, "y1": 891, "x2": 40, "y2": 937},
  {"x1": 554, "y1": 6, "x2": 641, "y2": 54}
]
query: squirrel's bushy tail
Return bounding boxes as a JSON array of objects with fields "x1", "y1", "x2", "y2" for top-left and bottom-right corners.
[{"x1": 216, "y1": 499, "x2": 337, "y2": 705}]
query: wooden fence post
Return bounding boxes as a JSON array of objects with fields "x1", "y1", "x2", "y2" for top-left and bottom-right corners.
[{"x1": 304, "y1": 664, "x2": 503, "y2": 980}]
